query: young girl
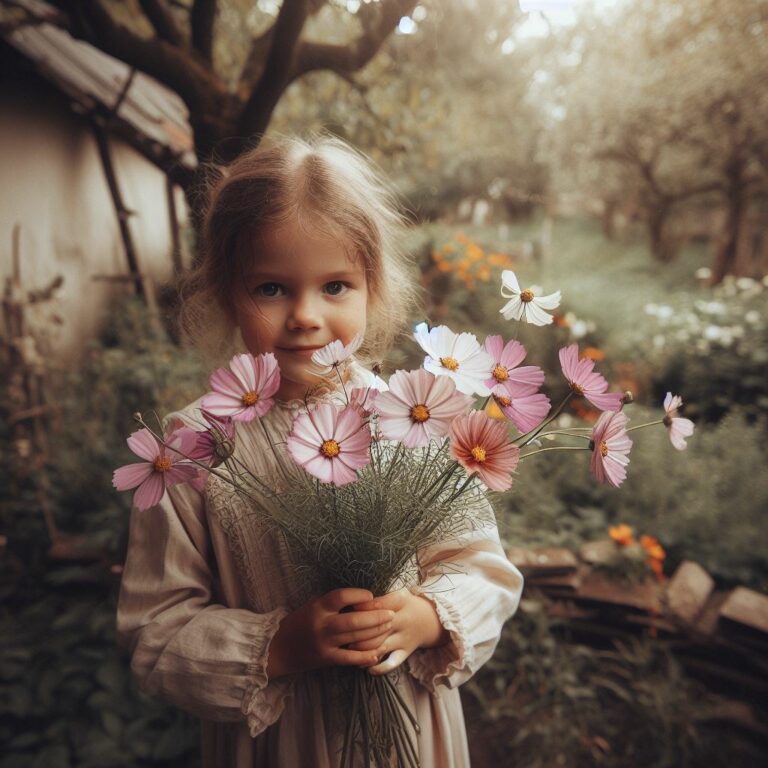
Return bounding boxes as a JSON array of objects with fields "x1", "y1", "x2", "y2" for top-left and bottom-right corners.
[{"x1": 116, "y1": 135, "x2": 524, "y2": 767}]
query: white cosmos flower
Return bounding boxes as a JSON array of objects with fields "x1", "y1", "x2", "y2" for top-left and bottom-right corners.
[
  {"x1": 499, "y1": 270, "x2": 561, "y2": 325},
  {"x1": 311, "y1": 333, "x2": 364, "y2": 371},
  {"x1": 413, "y1": 322, "x2": 494, "y2": 396}
]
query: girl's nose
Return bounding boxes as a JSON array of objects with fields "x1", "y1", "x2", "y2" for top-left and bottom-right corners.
[{"x1": 286, "y1": 292, "x2": 322, "y2": 331}]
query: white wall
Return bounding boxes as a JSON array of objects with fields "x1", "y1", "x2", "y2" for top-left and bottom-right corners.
[{"x1": 0, "y1": 71, "x2": 190, "y2": 364}]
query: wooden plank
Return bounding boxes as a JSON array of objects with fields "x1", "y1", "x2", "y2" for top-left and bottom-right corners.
[{"x1": 664, "y1": 560, "x2": 715, "y2": 625}]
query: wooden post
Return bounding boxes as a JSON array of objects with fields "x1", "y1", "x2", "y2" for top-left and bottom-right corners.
[{"x1": 166, "y1": 176, "x2": 183, "y2": 275}]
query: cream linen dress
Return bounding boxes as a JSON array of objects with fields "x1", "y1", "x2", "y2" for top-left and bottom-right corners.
[{"x1": 116, "y1": 371, "x2": 524, "y2": 768}]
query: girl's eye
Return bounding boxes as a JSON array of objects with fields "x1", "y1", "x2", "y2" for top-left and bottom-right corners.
[
  {"x1": 324, "y1": 281, "x2": 348, "y2": 296},
  {"x1": 255, "y1": 282, "x2": 284, "y2": 298}
]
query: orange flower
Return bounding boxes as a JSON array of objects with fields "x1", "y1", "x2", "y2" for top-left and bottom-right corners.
[
  {"x1": 431, "y1": 251, "x2": 444, "y2": 263},
  {"x1": 582, "y1": 346, "x2": 605, "y2": 362},
  {"x1": 487, "y1": 253, "x2": 512, "y2": 267},
  {"x1": 552, "y1": 313, "x2": 569, "y2": 328},
  {"x1": 608, "y1": 524, "x2": 635, "y2": 547},
  {"x1": 437, "y1": 261, "x2": 453, "y2": 273},
  {"x1": 477, "y1": 266, "x2": 491, "y2": 282},
  {"x1": 640, "y1": 535, "x2": 666, "y2": 561},
  {"x1": 467, "y1": 243, "x2": 484, "y2": 262},
  {"x1": 647, "y1": 556, "x2": 665, "y2": 582}
]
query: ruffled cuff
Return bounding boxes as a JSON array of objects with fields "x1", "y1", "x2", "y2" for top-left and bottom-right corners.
[
  {"x1": 241, "y1": 606, "x2": 294, "y2": 737},
  {"x1": 406, "y1": 586, "x2": 474, "y2": 694}
]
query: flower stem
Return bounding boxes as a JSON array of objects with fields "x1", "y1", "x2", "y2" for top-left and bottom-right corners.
[
  {"x1": 537, "y1": 430, "x2": 592, "y2": 441},
  {"x1": 514, "y1": 391, "x2": 574, "y2": 447},
  {"x1": 519, "y1": 446, "x2": 588, "y2": 460},
  {"x1": 626, "y1": 419, "x2": 664, "y2": 433}
]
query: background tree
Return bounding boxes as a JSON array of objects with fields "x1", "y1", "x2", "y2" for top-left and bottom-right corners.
[{"x1": 32, "y1": 0, "x2": 418, "y2": 210}]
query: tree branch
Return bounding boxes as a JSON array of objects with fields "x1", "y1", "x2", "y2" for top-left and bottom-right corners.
[
  {"x1": 138, "y1": 0, "x2": 185, "y2": 47},
  {"x1": 291, "y1": 0, "x2": 418, "y2": 79},
  {"x1": 68, "y1": 0, "x2": 224, "y2": 114},
  {"x1": 191, "y1": 0, "x2": 216, "y2": 63},
  {"x1": 235, "y1": 0, "x2": 311, "y2": 142}
]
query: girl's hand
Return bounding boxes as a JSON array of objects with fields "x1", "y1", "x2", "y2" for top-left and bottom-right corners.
[
  {"x1": 349, "y1": 589, "x2": 450, "y2": 675},
  {"x1": 266, "y1": 588, "x2": 393, "y2": 679}
]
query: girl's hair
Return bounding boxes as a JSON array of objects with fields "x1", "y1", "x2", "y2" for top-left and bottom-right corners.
[{"x1": 178, "y1": 134, "x2": 419, "y2": 366}]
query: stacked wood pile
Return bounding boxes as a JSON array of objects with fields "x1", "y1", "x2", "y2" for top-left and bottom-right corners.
[{"x1": 507, "y1": 542, "x2": 768, "y2": 740}]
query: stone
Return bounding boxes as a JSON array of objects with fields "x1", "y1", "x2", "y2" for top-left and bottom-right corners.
[
  {"x1": 719, "y1": 587, "x2": 768, "y2": 634},
  {"x1": 578, "y1": 539, "x2": 617, "y2": 566},
  {"x1": 664, "y1": 560, "x2": 715, "y2": 625}
]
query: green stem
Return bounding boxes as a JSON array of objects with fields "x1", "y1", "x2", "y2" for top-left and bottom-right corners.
[
  {"x1": 519, "y1": 446, "x2": 589, "y2": 459},
  {"x1": 626, "y1": 419, "x2": 664, "y2": 433},
  {"x1": 537, "y1": 430, "x2": 592, "y2": 441}
]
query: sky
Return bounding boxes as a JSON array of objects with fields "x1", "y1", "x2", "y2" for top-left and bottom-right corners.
[{"x1": 517, "y1": 0, "x2": 626, "y2": 37}]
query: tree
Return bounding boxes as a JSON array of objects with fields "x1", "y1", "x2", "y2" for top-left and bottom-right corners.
[
  {"x1": 26, "y1": 0, "x2": 417, "y2": 206},
  {"x1": 549, "y1": 0, "x2": 768, "y2": 279}
]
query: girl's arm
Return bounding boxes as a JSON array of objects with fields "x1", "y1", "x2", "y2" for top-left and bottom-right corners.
[{"x1": 351, "y1": 513, "x2": 523, "y2": 689}]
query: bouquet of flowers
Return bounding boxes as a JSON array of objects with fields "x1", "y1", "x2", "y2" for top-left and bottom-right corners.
[{"x1": 113, "y1": 270, "x2": 694, "y2": 768}]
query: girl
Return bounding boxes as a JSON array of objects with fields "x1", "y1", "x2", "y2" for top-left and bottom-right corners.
[{"x1": 116, "y1": 135, "x2": 524, "y2": 767}]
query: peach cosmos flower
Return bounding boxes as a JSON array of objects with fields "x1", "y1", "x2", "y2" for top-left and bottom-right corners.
[
  {"x1": 590, "y1": 411, "x2": 633, "y2": 487},
  {"x1": 374, "y1": 369, "x2": 472, "y2": 448},
  {"x1": 449, "y1": 410, "x2": 520, "y2": 491},
  {"x1": 663, "y1": 392, "x2": 695, "y2": 450},
  {"x1": 202, "y1": 352, "x2": 280, "y2": 422},
  {"x1": 112, "y1": 427, "x2": 199, "y2": 510},
  {"x1": 287, "y1": 403, "x2": 371, "y2": 486},
  {"x1": 559, "y1": 344, "x2": 623, "y2": 412}
]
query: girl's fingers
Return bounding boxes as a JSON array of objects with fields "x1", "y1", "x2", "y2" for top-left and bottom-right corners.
[
  {"x1": 329, "y1": 647, "x2": 382, "y2": 668},
  {"x1": 352, "y1": 590, "x2": 407, "y2": 613},
  {"x1": 367, "y1": 648, "x2": 410, "y2": 676},
  {"x1": 335, "y1": 623, "x2": 392, "y2": 647},
  {"x1": 345, "y1": 629, "x2": 392, "y2": 652},
  {"x1": 326, "y1": 609, "x2": 394, "y2": 635},
  {"x1": 322, "y1": 588, "x2": 374, "y2": 612}
]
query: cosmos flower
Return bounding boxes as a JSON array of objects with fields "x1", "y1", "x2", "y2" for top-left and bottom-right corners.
[
  {"x1": 287, "y1": 403, "x2": 371, "y2": 486},
  {"x1": 559, "y1": 344, "x2": 623, "y2": 412},
  {"x1": 499, "y1": 270, "x2": 561, "y2": 325},
  {"x1": 608, "y1": 523, "x2": 635, "y2": 547},
  {"x1": 449, "y1": 410, "x2": 520, "y2": 492},
  {"x1": 413, "y1": 322, "x2": 494, "y2": 396},
  {"x1": 113, "y1": 427, "x2": 199, "y2": 510},
  {"x1": 663, "y1": 393, "x2": 695, "y2": 450},
  {"x1": 311, "y1": 333, "x2": 364, "y2": 371},
  {"x1": 374, "y1": 369, "x2": 472, "y2": 448},
  {"x1": 490, "y1": 385, "x2": 551, "y2": 433},
  {"x1": 483, "y1": 335, "x2": 545, "y2": 396},
  {"x1": 589, "y1": 411, "x2": 633, "y2": 488},
  {"x1": 202, "y1": 352, "x2": 280, "y2": 422}
]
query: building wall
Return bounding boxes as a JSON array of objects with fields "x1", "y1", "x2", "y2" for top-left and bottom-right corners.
[{"x1": 0, "y1": 54, "x2": 190, "y2": 364}]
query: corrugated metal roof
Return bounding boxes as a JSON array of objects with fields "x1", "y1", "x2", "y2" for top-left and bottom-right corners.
[{"x1": 4, "y1": 8, "x2": 196, "y2": 169}]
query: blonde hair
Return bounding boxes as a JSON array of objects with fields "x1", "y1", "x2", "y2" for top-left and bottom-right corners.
[{"x1": 178, "y1": 134, "x2": 420, "y2": 366}]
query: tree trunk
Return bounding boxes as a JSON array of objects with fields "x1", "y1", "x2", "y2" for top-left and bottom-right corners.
[
  {"x1": 711, "y1": 160, "x2": 747, "y2": 285},
  {"x1": 647, "y1": 201, "x2": 674, "y2": 262}
]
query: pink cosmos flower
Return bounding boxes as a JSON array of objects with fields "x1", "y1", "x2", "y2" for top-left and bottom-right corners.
[
  {"x1": 483, "y1": 335, "x2": 545, "y2": 396},
  {"x1": 311, "y1": 333, "x2": 364, "y2": 371},
  {"x1": 590, "y1": 411, "x2": 633, "y2": 488},
  {"x1": 663, "y1": 392, "x2": 695, "y2": 450},
  {"x1": 491, "y1": 385, "x2": 551, "y2": 433},
  {"x1": 112, "y1": 427, "x2": 199, "y2": 510},
  {"x1": 287, "y1": 403, "x2": 371, "y2": 486},
  {"x1": 202, "y1": 352, "x2": 280, "y2": 422},
  {"x1": 374, "y1": 369, "x2": 473, "y2": 448},
  {"x1": 559, "y1": 344, "x2": 623, "y2": 412},
  {"x1": 192, "y1": 410, "x2": 236, "y2": 463},
  {"x1": 449, "y1": 410, "x2": 520, "y2": 492}
]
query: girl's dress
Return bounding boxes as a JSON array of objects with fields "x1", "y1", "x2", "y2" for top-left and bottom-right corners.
[{"x1": 116, "y1": 368, "x2": 524, "y2": 767}]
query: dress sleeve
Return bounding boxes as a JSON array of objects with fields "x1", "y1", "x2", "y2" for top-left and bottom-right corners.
[
  {"x1": 116, "y1": 480, "x2": 292, "y2": 735},
  {"x1": 406, "y1": 513, "x2": 524, "y2": 694}
]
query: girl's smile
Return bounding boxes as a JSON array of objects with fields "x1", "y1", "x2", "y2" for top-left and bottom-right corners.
[{"x1": 233, "y1": 219, "x2": 368, "y2": 400}]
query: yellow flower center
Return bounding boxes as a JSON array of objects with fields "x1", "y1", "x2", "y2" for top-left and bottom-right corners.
[
  {"x1": 569, "y1": 382, "x2": 585, "y2": 396},
  {"x1": 320, "y1": 439, "x2": 340, "y2": 458},
  {"x1": 495, "y1": 394, "x2": 511, "y2": 407},
  {"x1": 599, "y1": 440, "x2": 609, "y2": 457},
  {"x1": 242, "y1": 391, "x2": 259, "y2": 407},
  {"x1": 470, "y1": 445, "x2": 487, "y2": 463},
  {"x1": 440, "y1": 356, "x2": 459, "y2": 371},
  {"x1": 153, "y1": 456, "x2": 172, "y2": 472},
  {"x1": 520, "y1": 289, "x2": 535, "y2": 303},
  {"x1": 410, "y1": 404, "x2": 430, "y2": 423},
  {"x1": 492, "y1": 364, "x2": 509, "y2": 383}
]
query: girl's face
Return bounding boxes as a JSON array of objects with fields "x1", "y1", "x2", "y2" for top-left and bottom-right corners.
[{"x1": 233, "y1": 220, "x2": 368, "y2": 401}]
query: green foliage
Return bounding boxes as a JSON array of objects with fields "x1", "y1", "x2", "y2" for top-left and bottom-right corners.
[
  {"x1": 1, "y1": 297, "x2": 207, "y2": 766},
  {"x1": 462, "y1": 599, "x2": 766, "y2": 768}
]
